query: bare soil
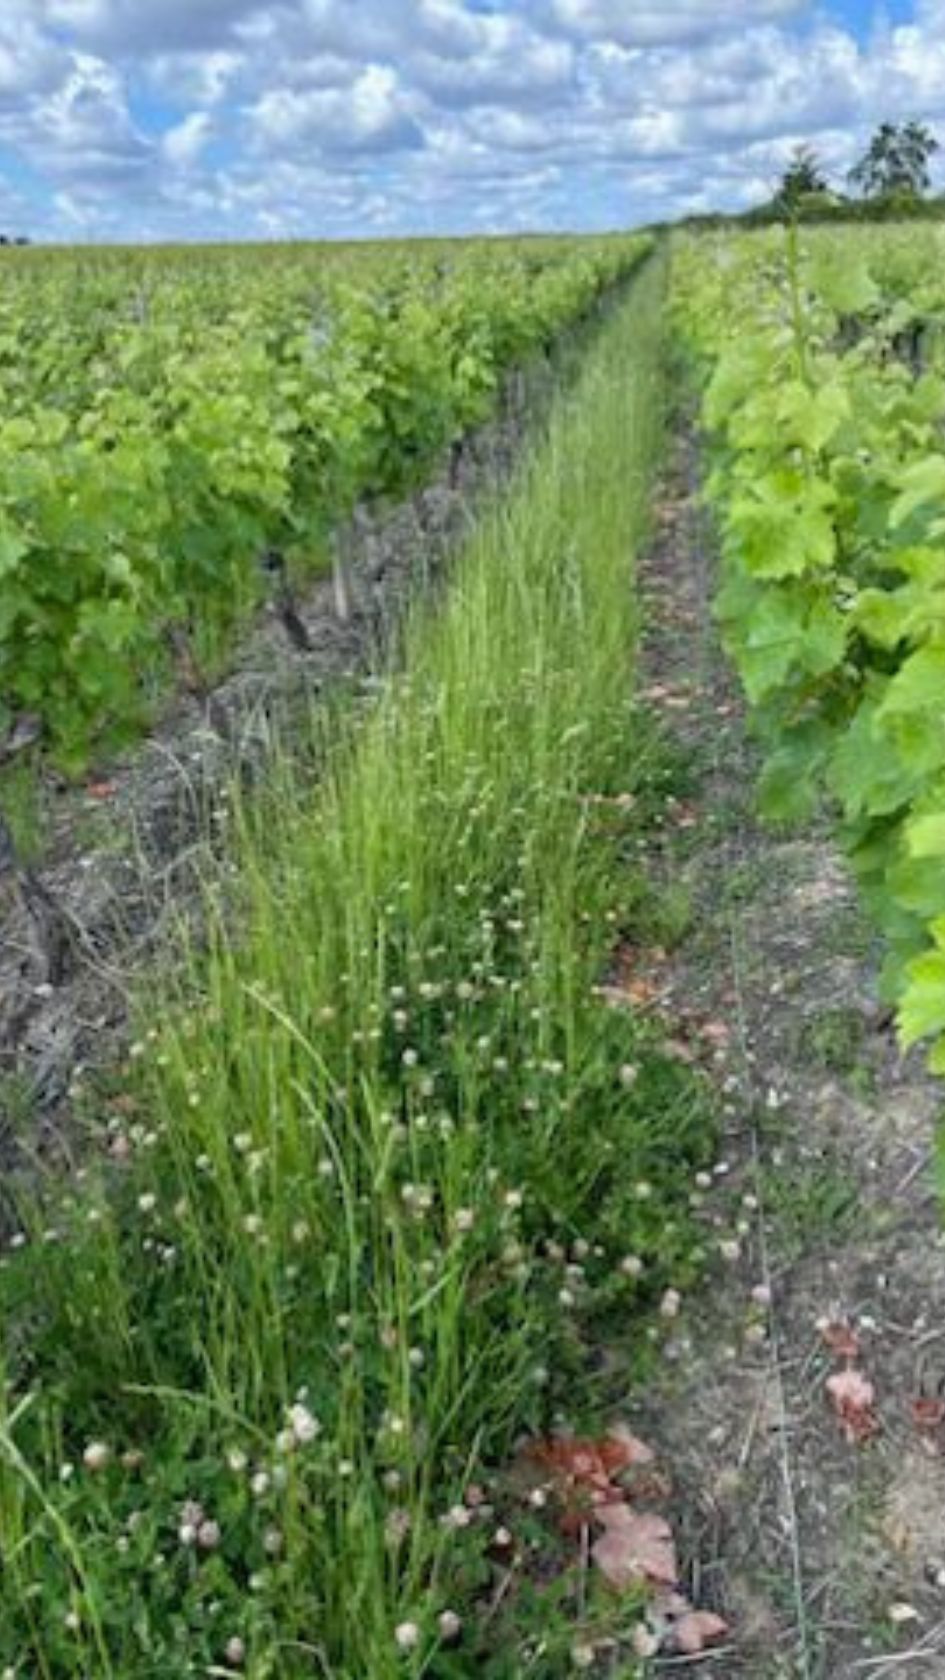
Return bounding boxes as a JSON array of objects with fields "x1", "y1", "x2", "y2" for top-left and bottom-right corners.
[{"x1": 631, "y1": 425, "x2": 945, "y2": 1678}]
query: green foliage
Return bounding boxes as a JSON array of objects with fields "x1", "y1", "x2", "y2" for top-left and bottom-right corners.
[
  {"x1": 776, "y1": 144, "x2": 830, "y2": 214},
  {"x1": 849, "y1": 121, "x2": 940, "y2": 202},
  {"x1": 672, "y1": 221, "x2": 945, "y2": 1070},
  {"x1": 0, "y1": 234, "x2": 651, "y2": 772}
]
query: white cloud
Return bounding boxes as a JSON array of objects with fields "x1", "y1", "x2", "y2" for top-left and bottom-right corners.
[
  {"x1": 250, "y1": 63, "x2": 424, "y2": 156},
  {"x1": 542, "y1": 0, "x2": 809, "y2": 48},
  {"x1": 0, "y1": 1, "x2": 936, "y2": 242},
  {"x1": 26, "y1": 53, "x2": 154, "y2": 184},
  {"x1": 43, "y1": 0, "x2": 269, "y2": 55},
  {"x1": 162, "y1": 109, "x2": 213, "y2": 167}
]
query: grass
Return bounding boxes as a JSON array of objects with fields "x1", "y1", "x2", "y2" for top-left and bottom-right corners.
[{"x1": 0, "y1": 253, "x2": 717, "y2": 1678}]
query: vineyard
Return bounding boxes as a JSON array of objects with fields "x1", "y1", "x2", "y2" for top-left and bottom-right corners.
[
  {"x1": 672, "y1": 224, "x2": 945, "y2": 1082},
  {"x1": 2, "y1": 225, "x2": 945, "y2": 1677},
  {"x1": 0, "y1": 234, "x2": 647, "y2": 770}
]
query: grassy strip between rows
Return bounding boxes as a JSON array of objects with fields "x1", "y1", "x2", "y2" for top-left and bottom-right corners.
[{"x1": 0, "y1": 252, "x2": 716, "y2": 1679}]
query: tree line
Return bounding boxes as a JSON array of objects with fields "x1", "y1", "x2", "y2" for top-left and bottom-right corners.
[{"x1": 775, "y1": 121, "x2": 940, "y2": 218}]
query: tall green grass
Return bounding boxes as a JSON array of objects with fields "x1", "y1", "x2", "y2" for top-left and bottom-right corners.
[{"x1": 0, "y1": 252, "x2": 714, "y2": 1678}]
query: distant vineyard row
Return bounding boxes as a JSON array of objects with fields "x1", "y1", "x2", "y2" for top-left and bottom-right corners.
[
  {"x1": 672, "y1": 223, "x2": 945, "y2": 1072},
  {"x1": 1, "y1": 234, "x2": 651, "y2": 769}
]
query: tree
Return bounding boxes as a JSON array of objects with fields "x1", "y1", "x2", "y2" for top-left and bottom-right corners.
[
  {"x1": 849, "y1": 121, "x2": 940, "y2": 200},
  {"x1": 776, "y1": 144, "x2": 830, "y2": 213}
]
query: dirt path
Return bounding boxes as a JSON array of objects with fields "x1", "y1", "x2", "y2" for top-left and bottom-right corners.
[{"x1": 632, "y1": 425, "x2": 945, "y2": 1678}]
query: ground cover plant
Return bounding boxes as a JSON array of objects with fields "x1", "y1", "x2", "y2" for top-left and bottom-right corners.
[{"x1": 0, "y1": 253, "x2": 720, "y2": 1677}]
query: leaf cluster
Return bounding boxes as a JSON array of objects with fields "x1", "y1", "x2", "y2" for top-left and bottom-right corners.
[{"x1": 673, "y1": 222, "x2": 945, "y2": 1068}]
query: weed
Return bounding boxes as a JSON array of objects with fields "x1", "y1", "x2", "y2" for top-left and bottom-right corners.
[{"x1": 760, "y1": 1154, "x2": 861, "y2": 1260}]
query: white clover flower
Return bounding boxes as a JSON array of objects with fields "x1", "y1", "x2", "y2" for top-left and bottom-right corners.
[
  {"x1": 660, "y1": 1289, "x2": 682, "y2": 1319},
  {"x1": 82, "y1": 1441, "x2": 111, "y2": 1472},
  {"x1": 275, "y1": 1428, "x2": 296, "y2": 1456},
  {"x1": 452, "y1": 1208, "x2": 475, "y2": 1233},
  {"x1": 250, "y1": 1471, "x2": 270, "y2": 1498},
  {"x1": 620, "y1": 1254, "x2": 644, "y2": 1278},
  {"x1": 227, "y1": 1448, "x2": 248, "y2": 1473},
  {"x1": 224, "y1": 1635, "x2": 246, "y2": 1668},
  {"x1": 137, "y1": 1193, "x2": 157, "y2": 1214},
  {"x1": 504, "y1": 1189, "x2": 524, "y2": 1211},
  {"x1": 288, "y1": 1402, "x2": 320, "y2": 1445},
  {"x1": 440, "y1": 1503, "x2": 471, "y2": 1531},
  {"x1": 178, "y1": 1523, "x2": 198, "y2": 1548},
  {"x1": 438, "y1": 1610, "x2": 462, "y2": 1641},
  {"x1": 263, "y1": 1527, "x2": 284, "y2": 1556},
  {"x1": 395, "y1": 1622, "x2": 420, "y2": 1652}
]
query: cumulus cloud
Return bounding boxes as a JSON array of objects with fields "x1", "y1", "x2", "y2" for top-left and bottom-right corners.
[
  {"x1": 250, "y1": 63, "x2": 424, "y2": 155},
  {"x1": 162, "y1": 109, "x2": 213, "y2": 168},
  {"x1": 0, "y1": 0, "x2": 937, "y2": 241},
  {"x1": 26, "y1": 53, "x2": 154, "y2": 185},
  {"x1": 540, "y1": 0, "x2": 809, "y2": 48},
  {"x1": 42, "y1": 0, "x2": 268, "y2": 55}
]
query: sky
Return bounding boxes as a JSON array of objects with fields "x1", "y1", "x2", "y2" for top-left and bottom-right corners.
[{"x1": 1, "y1": 0, "x2": 944, "y2": 242}]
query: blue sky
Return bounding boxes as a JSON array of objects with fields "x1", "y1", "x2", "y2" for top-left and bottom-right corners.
[{"x1": 0, "y1": 0, "x2": 942, "y2": 241}]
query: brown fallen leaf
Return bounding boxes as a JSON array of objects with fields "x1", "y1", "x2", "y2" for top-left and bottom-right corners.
[
  {"x1": 592, "y1": 1504, "x2": 678, "y2": 1590},
  {"x1": 821, "y1": 1320, "x2": 861, "y2": 1361},
  {"x1": 911, "y1": 1397, "x2": 945, "y2": 1433},
  {"x1": 604, "y1": 1423, "x2": 656, "y2": 1468},
  {"x1": 527, "y1": 1428, "x2": 654, "y2": 1493},
  {"x1": 826, "y1": 1368, "x2": 879, "y2": 1444},
  {"x1": 673, "y1": 1610, "x2": 730, "y2": 1655}
]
